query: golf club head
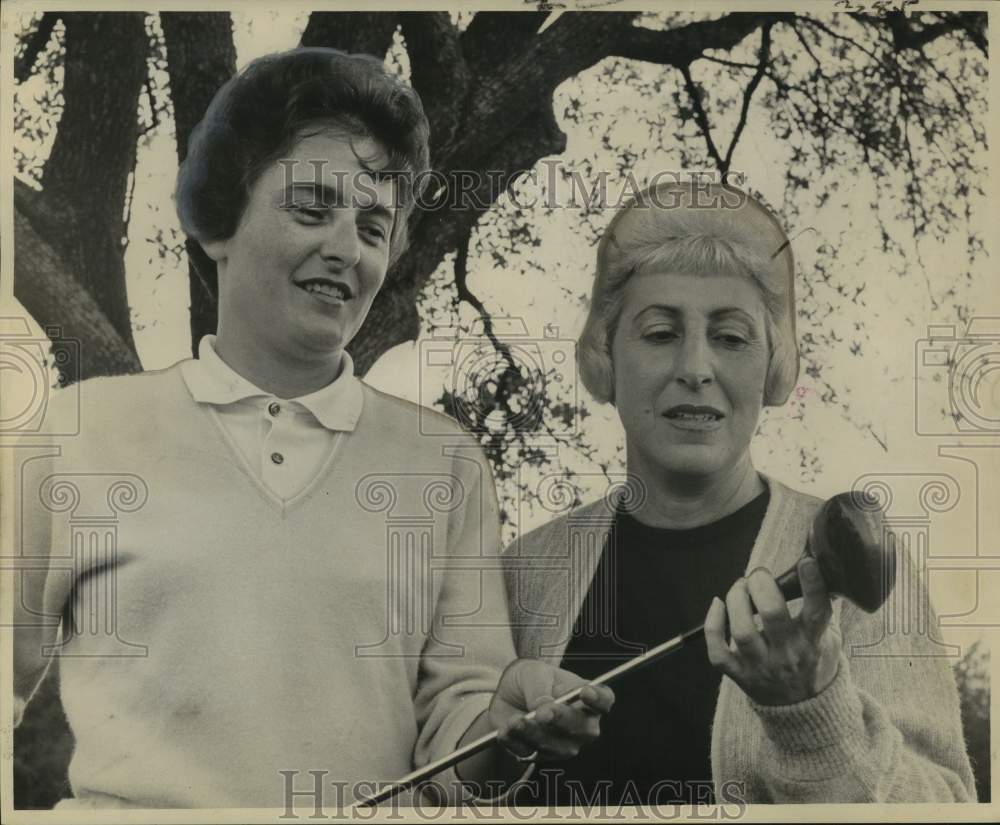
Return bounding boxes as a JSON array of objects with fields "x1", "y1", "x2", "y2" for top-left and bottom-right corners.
[{"x1": 776, "y1": 492, "x2": 895, "y2": 613}]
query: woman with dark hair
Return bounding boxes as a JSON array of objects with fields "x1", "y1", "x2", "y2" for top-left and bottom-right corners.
[
  {"x1": 174, "y1": 48, "x2": 428, "y2": 271},
  {"x1": 13, "y1": 48, "x2": 613, "y2": 810},
  {"x1": 504, "y1": 180, "x2": 976, "y2": 805}
]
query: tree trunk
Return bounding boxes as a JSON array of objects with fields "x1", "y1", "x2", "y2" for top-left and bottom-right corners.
[
  {"x1": 14, "y1": 186, "x2": 142, "y2": 381},
  {"x1": 300, "y1": 11, "x2": 399, "y2": 55},
  {"x1": 37, "y1": 12, "x2": 147, "y2": 354},
  {"x1": 161, "y1": 12, "x2": 237, "y2": 356},
  {"x1": 328, "y1": 13, "x2": 580, "y2": 374}
]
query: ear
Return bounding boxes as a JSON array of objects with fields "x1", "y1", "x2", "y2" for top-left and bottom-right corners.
[{"x1": 200, "y1": 237, "x2": 228, "y2": 263}]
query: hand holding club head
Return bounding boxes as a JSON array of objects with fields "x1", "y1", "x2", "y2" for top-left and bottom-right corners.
[{"x1": 775, "y1": 490, "x2": 895, "y2": 613}]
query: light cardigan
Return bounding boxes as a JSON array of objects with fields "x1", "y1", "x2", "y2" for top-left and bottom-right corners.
[
  {"x1": 13, "y1": 364, "x2": 516, "y2": 808},
  {"x1": 502, "y1": 476, "x2": 977, "y2": 803}
]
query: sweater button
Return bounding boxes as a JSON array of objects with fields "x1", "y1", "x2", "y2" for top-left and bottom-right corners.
[
  {"x1": 268, "y1": 402, "x2": 281, "y2": 416},
  {"x1": 270, "y1": 452, "x2": 284, "y2": 465}
]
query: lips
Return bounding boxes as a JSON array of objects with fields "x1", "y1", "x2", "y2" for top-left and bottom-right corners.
[
  {"x1": 294, "y1": 277, "x2": 354, "y2": 302},
  {"x1": 664, "y1": 404, "x2": 725, "y2": 421}
]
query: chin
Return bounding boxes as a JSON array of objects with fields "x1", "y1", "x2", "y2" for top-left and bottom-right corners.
[
  {"x1": 299, "y1": 324, "x2": 348, "y2": 353},
  {"x1": 655, "y1": 446, "x2": 733, "y2": 480}
]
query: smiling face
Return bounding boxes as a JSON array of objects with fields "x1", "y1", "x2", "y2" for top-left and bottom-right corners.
[
  {"x1": 204, "y1": 130, "x2": 395, "y2": 385},
  {"x1": 611, "y1": 270, "x2": 770, "y2": 486}
]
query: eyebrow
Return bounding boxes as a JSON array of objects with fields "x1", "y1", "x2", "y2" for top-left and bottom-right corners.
[
  {"x1": 632, "y1": 304, "x2": 760, "y2": 324},
  {"x1": 281, "y1": 182, "x2": 395, "y2": 224}
]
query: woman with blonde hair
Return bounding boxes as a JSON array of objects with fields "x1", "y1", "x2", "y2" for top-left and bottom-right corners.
[{"x1": 503, "y1": 179, "x2": 976, "y2": 805}]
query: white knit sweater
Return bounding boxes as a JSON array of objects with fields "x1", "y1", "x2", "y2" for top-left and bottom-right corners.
[
  {"x1": 13, "y1": 365, "x2": 515, "y2": 808},
  {"x1": 502, "y1": 476, "x2": 977, "y2": 802}
]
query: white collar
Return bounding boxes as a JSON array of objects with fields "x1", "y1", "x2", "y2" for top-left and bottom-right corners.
[{"x1": 180, "y1": 335, "x2": 364, "y2": 432}]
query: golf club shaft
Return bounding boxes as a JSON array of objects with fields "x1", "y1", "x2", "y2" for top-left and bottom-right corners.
[{"x1": 354, "y1": 624, "x2": 705, "y2": 808}]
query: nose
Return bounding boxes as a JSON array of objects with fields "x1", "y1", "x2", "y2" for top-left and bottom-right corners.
[
  {"x1": 319, "y1": 210, "x2": 362, "y2": 270},
  {"x1": 675, "y1": 334, "x2": 714, "y2": 390}
]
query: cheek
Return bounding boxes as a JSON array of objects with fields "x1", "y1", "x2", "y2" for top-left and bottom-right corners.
[
  {"x1": 613, "y1": 360, "x2": 663, "y2": 423},
  {"x1": 358, "y1": 247, "x2": 389, "y2": 289},
  {"x1": 725, "y1": 354, "x2": 768, "y2": 416}
]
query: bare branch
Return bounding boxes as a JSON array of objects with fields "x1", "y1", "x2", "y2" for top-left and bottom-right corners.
[
  {"x1": 789, "y1": 20, "x2": 823, "y2": 69},
  {"x1": 797, "y1": 16, "x2": 880, "y2": 60},
  {"x1": 698, "y1": 54, "x2": 759, "y2": 69},
  {"x1": 609, "y1": 12, "x2": 793, "y2": 66},
  {"x1": 854, "y1": 10, "x2": 985, "y2": 54},
  {"x1": 681, "y1": 65, "x2": 724, "y2": 171},
  {"x1": 723, "y1": 24, "x2": 771, "y2": 170},
  {"x1": 454, "y1": 226, "x2": 506, "y2": 359}
]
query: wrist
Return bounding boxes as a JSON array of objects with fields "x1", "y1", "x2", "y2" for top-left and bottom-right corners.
[
  {"x1": 454, "y1": 711, "x2": 529, "y2": 790},
  {"x1": 750, "y1": 653, "x2": 866, "y2": 754}
]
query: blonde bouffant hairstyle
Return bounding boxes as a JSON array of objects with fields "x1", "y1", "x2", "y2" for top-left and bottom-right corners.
[{"x1": 577, "y1": 180, "x2": 799, "y2": 407}]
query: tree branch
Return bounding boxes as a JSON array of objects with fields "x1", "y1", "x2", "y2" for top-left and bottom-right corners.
[
  {"x1": 407, "y1": 99, "x2": 567, "y2": 295},
  {"x1": 854, "y1": 10, "x2": 985, "y2": 55},
  {"x1": 723, "y1": 24, "x2": 771, "y2": 170},
  {"x1": 14, "y1": 12, "x2": 59, "y2": 84},
  {"x1": 681, "y1": 65, "x2": 724, "y2": 171},
  {"x1": 608, "y1": 12, "x2": 793, "y2": 66},
  {"x1": 952, "y1": 12, "x2": 988, "y2": 56},
  {"x1": 398, "y1": 13, "x2": 469, "y2": 157},
  {"x1": 161, "y1": 12, "x2": 237, "y2": 354},
  {"x1": 461, "y1": 11, "x2": 549, "y2": 72},
  {"x1": 14, "y1": 182, "x2": 142, "y2": 381},
  {"x1": 300, "y1": 11, "x2": 399, "y2": 56},
  {"x1": 698, "y1": 54, "x2": 759, "y2": 69},
  {"x1": 457, "y1": 12, "x2": 790, "y2": 172},
  {"x1": 454, "y1": 225, "x2": 498, "y2": 344}
]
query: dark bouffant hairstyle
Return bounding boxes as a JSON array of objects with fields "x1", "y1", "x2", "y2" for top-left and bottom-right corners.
[{"x1": 175, "y1": 47, "x2": 431, "y2": 267}]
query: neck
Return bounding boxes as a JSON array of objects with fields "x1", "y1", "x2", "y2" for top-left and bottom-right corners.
[
  {"x1": 625, "y1": 454, "x2": 764, "y2": 529},
  {"x1": 213, "y1": 330, "x2": 345, "y2": 399}
]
